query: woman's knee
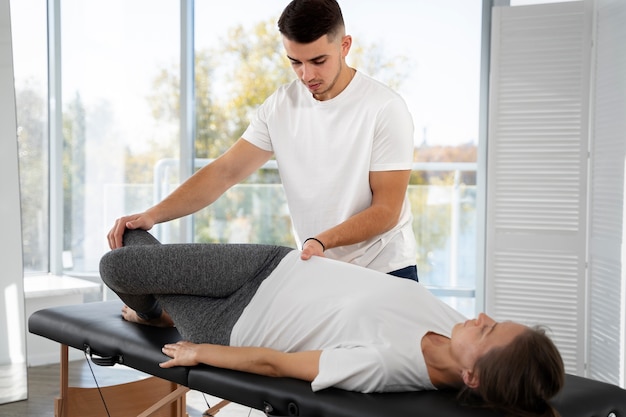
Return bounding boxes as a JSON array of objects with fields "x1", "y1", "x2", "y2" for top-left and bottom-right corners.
[
  {"x1": 122, "y1": 229, "x2": 161, "y2": 246},
  {"x1": 99, "y1": 248, "x2": 127, "y2": 290}
]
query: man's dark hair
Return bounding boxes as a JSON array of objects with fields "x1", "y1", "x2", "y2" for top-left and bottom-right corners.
[{"x1": 278, "y1": 0, "x2": 345, "y2": 43}]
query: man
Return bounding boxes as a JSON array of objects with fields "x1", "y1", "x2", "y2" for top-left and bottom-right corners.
[{"x1": 108, "y1": 0, "x2": 418, "y2": 280}]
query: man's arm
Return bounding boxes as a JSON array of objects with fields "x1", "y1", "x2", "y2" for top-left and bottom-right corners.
[
  {"x1": 160, "y1": 341, "x2": 321, "y2": 382},
  {"x1": 301, "y1": 169, "x2": 411, "y2": 258},
  {"x1": 108, "y1": 138, "x2": 273, "y2": 249}
]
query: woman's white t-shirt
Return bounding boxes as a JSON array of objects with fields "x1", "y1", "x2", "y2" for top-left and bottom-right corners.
[
  {"x1": 230, "y1": 252, "x2": 467, "y2": 393},
  {"x1": 242, "y1": 71, "x2": 417, "y2": 273}
]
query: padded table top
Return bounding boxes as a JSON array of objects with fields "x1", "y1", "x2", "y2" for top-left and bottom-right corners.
[{"x1": 28, "y1": 301, "x2": 626, "y2": 417}]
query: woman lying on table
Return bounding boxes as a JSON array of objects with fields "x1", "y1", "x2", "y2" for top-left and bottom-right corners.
[{"x1": 100, "y1": 229, "x2": 565, "y2": 417}]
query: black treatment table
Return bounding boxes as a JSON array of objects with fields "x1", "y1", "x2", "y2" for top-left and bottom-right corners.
[{"x1": 29, "y1": 301, "x2": 626, "y2": 417}]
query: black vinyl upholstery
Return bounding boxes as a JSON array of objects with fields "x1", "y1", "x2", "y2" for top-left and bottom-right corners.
[{"x1": 28, "y1": 301, "x2": 626, "y2": 417}]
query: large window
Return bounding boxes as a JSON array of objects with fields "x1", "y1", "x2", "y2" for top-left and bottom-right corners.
[{"x1": 12, "y1": 0, "x2": 483, "y2": 316}]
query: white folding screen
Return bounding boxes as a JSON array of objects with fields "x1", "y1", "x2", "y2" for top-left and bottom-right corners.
[
  {"x1": 486, "y1": 1, "x2": 593, "y2": 375},
  {"x1": 587, "y1": 0, "x2": 626, "y2": 387}
]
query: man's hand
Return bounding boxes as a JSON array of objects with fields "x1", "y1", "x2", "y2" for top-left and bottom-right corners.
[
  {"x1": 301, "y1": 238, "x2": 326, "y2": 260},
  {"x1": 107, "y1": 213, "x2": 156, "y2": 249}
]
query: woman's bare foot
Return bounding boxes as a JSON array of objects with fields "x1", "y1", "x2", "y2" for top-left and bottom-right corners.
[{"x1": 121, "y1": 305, "x2": 175, "y2": 327}]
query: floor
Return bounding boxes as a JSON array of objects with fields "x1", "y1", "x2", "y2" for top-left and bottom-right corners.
[{"x1": 0, "y1": 359, "x2": 265, "y2": 417}]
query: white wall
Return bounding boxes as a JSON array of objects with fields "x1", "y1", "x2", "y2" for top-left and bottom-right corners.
[{"x1": 0, "y1": 0, "x2": 28, "y2": 403}]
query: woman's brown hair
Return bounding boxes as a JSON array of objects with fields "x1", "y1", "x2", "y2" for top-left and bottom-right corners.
[{"x1": 459, "y1": 325, "x2": 565, "y2": 417}]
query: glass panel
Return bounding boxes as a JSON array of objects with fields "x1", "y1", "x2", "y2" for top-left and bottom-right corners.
[
  {"x1": 342, "y1": 1, "x2": 482, "y2": 147},
  {"x1": 190, "y1": 0, "x2": 289, "y2": 246},
  {"x1": 60, "y1": 0, "x2": 180, "y2": 274},
  {"x1": 409, "y1": 181, "x2": 477, "y2": 314},
  {"x1": 192, "y1": 1, "x2": 481, "y2": 317},
  {"x1": 12, "y1": 0, "x2": 49, "y2": 274}
]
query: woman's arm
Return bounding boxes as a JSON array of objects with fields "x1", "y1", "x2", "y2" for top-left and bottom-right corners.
[{"x1": 160, "y1": 341, "x2": 321, "y2": 382}]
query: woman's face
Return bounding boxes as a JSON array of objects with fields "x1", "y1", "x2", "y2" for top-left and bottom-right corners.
[{"x1": 450, "y1": 313, "x2": 526, "y2": 370}]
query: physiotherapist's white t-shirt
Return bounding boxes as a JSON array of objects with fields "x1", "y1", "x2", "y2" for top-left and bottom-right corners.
[
  {"x1": 230, "y1": 251, "x2": 467, "y2": 393},
  {"x1": 242, "y1": 71, "x2": 417, "y2": 273}
]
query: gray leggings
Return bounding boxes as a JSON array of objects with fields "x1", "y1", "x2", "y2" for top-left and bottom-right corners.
[{"x1": 99, "y1": 229, "x2": 294, "y2": 344}]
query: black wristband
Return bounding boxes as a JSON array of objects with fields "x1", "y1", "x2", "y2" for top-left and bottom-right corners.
[{"x1": 303, "y1": 237, "x2": 326, "y2": 252}]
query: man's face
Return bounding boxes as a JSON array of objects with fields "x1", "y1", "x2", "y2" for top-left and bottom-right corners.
[{"x1": 282, "y1": 33, "x2": 350, "y2": 101}]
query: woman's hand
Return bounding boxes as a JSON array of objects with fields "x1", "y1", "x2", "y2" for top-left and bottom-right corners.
[{"x1": 160, "y1": 341, "x2": 200, "y2": 368}]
